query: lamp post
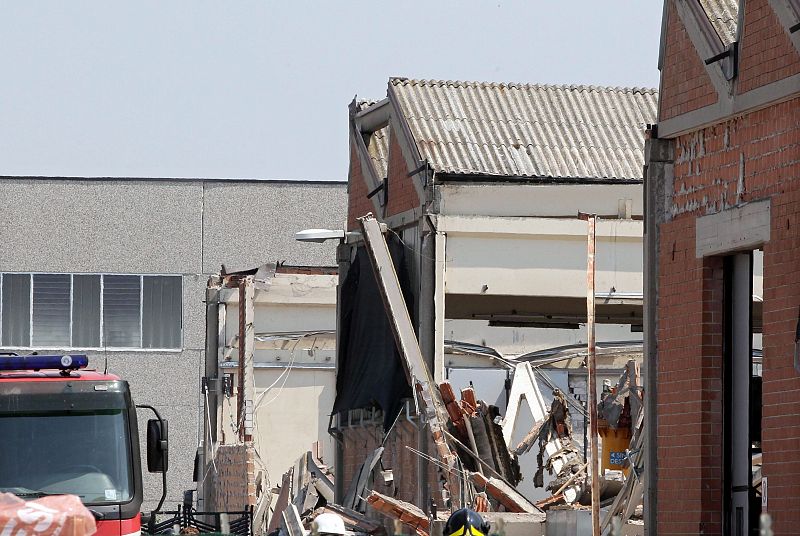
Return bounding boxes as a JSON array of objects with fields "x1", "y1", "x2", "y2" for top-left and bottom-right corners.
[{"x1": 294, "y1": 227, "x2": 351, "y2": 503}]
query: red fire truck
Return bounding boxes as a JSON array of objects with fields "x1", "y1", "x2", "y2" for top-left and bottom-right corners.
[{"x1": 0, "y1": 354, "x2": 168, "y2": 536}]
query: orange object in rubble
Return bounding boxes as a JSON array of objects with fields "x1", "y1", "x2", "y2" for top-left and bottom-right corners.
[{"x1": 0, "y1": 493, "x2": 97, "y2": 536}]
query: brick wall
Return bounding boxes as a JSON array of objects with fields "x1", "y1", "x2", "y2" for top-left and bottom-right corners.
[
  {"x1": 659, "y1": 1, "x2": 719, "y2": 121},
  {"x1": 385, "y1": 130, "x2": 421, "y2": 217},
  {"x1": 657, "y1": 98, "x2": 800, "y2": 533},
  {"x1": 348, "y1": 141, "x2": 376, "y2": 231},
  {"x1": 210, "y1": 444, "x2": 257, "y2": 511},
  {"x1": 737, "y1": 0, "x2": 800, "y2": 94},
  {"x1": 342, "y1": 420, "x2": 439, "y2": 514},
  {"x1": 657, "y1": 225, "x2": 725, "y2": 532}
]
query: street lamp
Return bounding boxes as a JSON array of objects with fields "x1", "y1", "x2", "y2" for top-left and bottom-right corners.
[
  {"x1": 295, "y1": 228, "x2": 364, "y2": 244},
  {"x1": 294, "y1": 229, "x2": 346, "y2": 243}
]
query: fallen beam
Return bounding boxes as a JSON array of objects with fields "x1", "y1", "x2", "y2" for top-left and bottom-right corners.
[
  {"x1": 470, "y1": 472, "x2": 541, "y2": 514},
  {"x1": 359, "y1": 214, "x2": 461, "y2": 507},
  {"x1": 366, "y1": 491, "x2": 429, "y2": 536}
]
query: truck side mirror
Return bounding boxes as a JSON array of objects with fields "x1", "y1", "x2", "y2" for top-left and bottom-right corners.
[{"x1": 146, "y1": 418, "x2": 169, "y2": 473}]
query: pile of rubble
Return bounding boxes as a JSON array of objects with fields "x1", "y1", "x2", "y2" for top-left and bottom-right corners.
[
  {"x1": 267, "y1": 451, "x2": 385, "y2": 536},
  {"x1": 266, "y1": 362, "x2": 650, "y2": 536}
]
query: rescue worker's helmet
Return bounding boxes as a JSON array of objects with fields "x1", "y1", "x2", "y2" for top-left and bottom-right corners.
[
  {"x1": 312, "y1": 513, "x2": 347, "y2": 536},
  {"x1": 444, "y1": 508, "x2": 490, "y2": 536}
]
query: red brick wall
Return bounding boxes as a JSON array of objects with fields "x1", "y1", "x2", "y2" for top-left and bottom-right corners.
[
  {"x1": 657, "y1": 99, "x2": 800, "y2": 533},
  {"x1": 659, "y1": 2, "x2": 719, "y2": 121},
  {"x1": 211, "y1": 444, "x2": 257, "y2": 511},
  {"x1": 385, "y1": 129, "x2": 421, "y2": 217},
  {"x1": 760, "y1": 184, "x2": 800, "y2": 529},
  {"x1": 670, "y1": 99, "x2": 800, "y2": 215},
  {"x1": 657, "y1": 231, "x2": 724, "y2": 533},
  {"x1": 348, "y1": 141, "x2": 376, "y2": 231},
  {"x1": 737, "y1": 0, "x2": 800, "y2": 94},
  {"x1": 341, "y1": 420, "x2": 438, "y2": 518}
]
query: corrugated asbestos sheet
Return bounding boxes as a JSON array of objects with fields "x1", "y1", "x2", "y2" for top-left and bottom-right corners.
[
  {"x1": 390, "y1": 78, "x2": 658, "y2": 182},
  {"x1": 698, "y1": 0, "x2": 739, "y2": 46},
  {"x1": 366, "y1": 127, "x2": 389, "y2": 180},
  {"x1": 355, "y1": 99, "x2": 390, "y2": 180}
]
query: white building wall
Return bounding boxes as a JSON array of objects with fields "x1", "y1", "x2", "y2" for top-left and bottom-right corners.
[{"x1": 218, "y1": 273, "x2": 337, "y2": 488}]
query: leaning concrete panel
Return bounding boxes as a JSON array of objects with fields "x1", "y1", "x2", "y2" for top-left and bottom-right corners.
[{"x1": 0, "y1": 178, "x2": 203, "y2": 274}]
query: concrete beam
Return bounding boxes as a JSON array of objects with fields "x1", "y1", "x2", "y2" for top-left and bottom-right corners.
[
  {"x1": 695, "y1": 199, "x2": 771, "y2": 257},
  {"x1": 434, "y1": 215, "x2": 642, "y2": 238}
]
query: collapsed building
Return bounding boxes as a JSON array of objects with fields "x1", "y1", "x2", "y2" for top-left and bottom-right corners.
[{"x1": 331, "y1": 78, "x2": 657, "y2": 530}]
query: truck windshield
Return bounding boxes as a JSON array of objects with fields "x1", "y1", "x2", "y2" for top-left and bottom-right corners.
[{"x1": 0, "y1": 409, "x2": 134, "y2": 504}]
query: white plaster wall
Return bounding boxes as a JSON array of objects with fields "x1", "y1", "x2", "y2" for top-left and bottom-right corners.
[
  {"x1": 218, "y1": 272, "x2": 337, "y2": 483},
  {"x1": 443, "y1": 220, "x2": 643, "y2": 299},
  {"x1": 251, "y1": 368, "x2": 336, "y2": 482},
  {"x1": 437, "y1": 183, "x2": 642, "y2": 218}
]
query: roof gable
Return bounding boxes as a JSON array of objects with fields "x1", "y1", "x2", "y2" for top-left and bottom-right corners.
[{"x1": 389, "y1": 78, "x2": 658, "y2": 182}]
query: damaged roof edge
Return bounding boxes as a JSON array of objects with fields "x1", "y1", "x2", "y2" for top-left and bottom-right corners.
[{"x1": 354, "y1": 97, "x2": 391, "y2": 132}]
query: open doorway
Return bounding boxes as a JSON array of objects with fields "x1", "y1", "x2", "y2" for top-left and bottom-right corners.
[{"x1": 722, "y1": 250, "x2": 763, "y2": 535}]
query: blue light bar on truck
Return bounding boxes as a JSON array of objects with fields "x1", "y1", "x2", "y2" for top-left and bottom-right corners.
[{"x1": 0, "y1": 354, "x2": 89, "y2": 371}]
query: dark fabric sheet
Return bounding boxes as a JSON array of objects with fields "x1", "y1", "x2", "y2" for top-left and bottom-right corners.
[{"x1": 333, "y1": 238, "x2": 414, "y2": 430}]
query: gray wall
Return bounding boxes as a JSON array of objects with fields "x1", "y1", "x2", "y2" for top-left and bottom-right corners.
[{"x1": 0, "y1": 177, "x2": 346, "y2": 511}]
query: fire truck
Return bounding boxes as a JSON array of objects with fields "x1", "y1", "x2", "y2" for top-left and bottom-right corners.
[{"x1": 0, "y1": 354, "x2": 169, "y2": 536}]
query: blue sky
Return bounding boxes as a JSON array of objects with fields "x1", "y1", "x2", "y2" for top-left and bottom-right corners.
[{"x1": 0, "y1": 2, "x2": 664, "y2": 181}]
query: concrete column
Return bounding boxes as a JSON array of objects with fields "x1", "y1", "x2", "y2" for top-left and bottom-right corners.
[
  {"x1": 418, "y1": 225, "x2": 435, "y2": 509},
  {"x1": 643, "y1": 133, "x2": 674, "y2": 536}
]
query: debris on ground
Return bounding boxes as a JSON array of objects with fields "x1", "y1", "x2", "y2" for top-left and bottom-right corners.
[{"x1": 265, "y1": 359, "x2": 648, "y2": 536}]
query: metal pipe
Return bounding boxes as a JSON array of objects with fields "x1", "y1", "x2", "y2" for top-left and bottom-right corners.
[{"x1": 580, "y1": 212, "x2": 601, "y2": 536}]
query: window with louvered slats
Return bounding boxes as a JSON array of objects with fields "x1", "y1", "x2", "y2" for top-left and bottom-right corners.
[{"x1": 0, "y1": 273, "x2": 182, "y2": 350}]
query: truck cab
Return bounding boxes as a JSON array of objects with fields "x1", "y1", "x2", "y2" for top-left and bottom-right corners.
[{"x1": 0, "y1": 354, "x2": 166, "y2": 536}]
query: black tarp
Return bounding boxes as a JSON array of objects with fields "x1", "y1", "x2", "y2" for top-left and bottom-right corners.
[{"x1": 333, "y1": 238, "x2": 414, "y2": 430}]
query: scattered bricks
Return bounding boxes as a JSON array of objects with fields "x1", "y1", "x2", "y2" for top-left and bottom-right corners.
[
  {"x1": 460, "y1": 387, "x2": 478, "y2": 415},
  {"x1": 440, "y1": 382, "x2": 468, "y2": 437},
  {"x1": 366, "y1": 491, "x2": 429, "y2": 536}
]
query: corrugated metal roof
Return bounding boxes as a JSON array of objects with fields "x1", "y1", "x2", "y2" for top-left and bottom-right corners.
[
  {"x1": 698, "y1": 0, "x2": 739, "y2": 46},
  {"x1": 390, "y1": 78, "x2": 658, "y2": 182}
]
